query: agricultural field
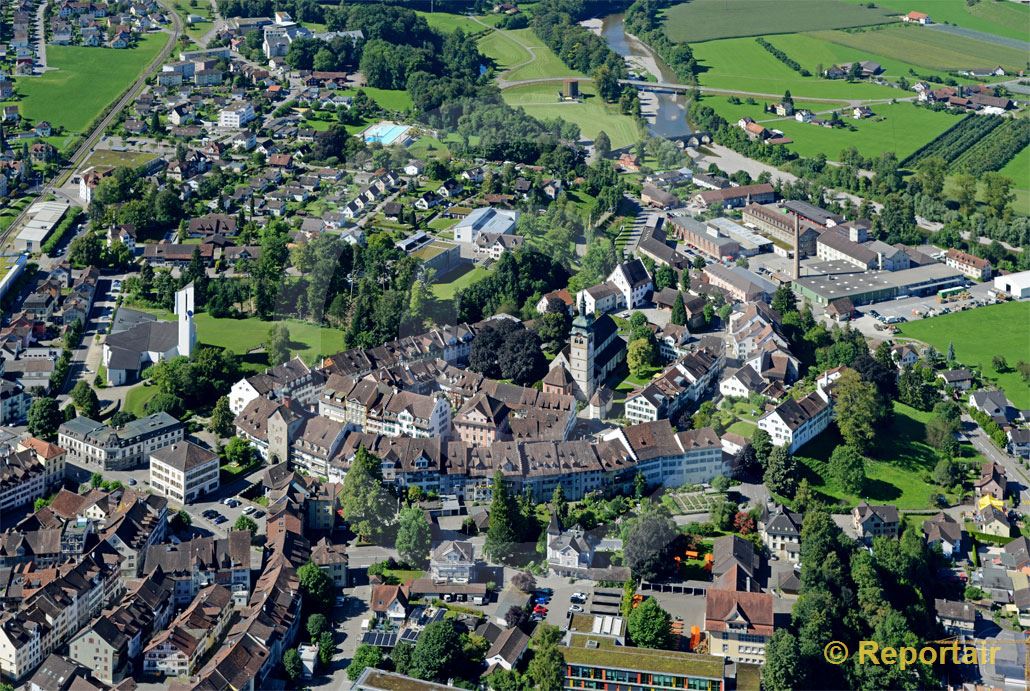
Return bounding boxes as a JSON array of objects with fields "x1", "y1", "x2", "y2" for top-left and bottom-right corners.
[
  {"x1": 998, "y1": 144, "x2": 1029, "y2": 215},
  {"x1": 765, "y1": 32, "x2": 976, "y2": 84},
  {"x1": 702, "y1": 96, "x2": 962, "y2": 161},
  {"x1": 896, "y1": 301, "x2": 1030, "y2": 409},
  {"x1": 844, "y1": 0, "x2": 1030, "y2": 43},
  {"x1": 661, "y1": 0, "x2": 895, "y2": 43},
  {"x1": 810, "y1": 25, "x2": 1027, "y2": 73},
  {"x1": 502, "y1": 82, "x2": 641, "y2": 149},
  {"x1": 478, "y1": 28, "x2": 580, "y2": 82},
  {"x1": 692, "y1": 38, "x2": 902, "y2": 100},
  {"x1": 795, "y1": 403, "x2": 968, "y2": 509},
  {"x1": 3, "y1": 33, "x2": 168, "y2": 135}
]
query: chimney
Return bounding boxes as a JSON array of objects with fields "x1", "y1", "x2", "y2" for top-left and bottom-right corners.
[{"x1": 793, "y1": 213, "x2": 801, "y2": 281}]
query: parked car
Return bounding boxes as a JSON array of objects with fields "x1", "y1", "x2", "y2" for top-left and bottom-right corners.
[
  {"x1": 242, "y1": 505, "x2": 255, "y2": 515},
  {"x1": 253, "y1": 510, "x2": 265, "y2": 518},
  {"x1": 126, "y1": 478, "x2": 137, "y2": 486},
  {"x1": 571, "y1": 592, "x2": 587, "y2": 602},
  {"x1": 568, "y1": 605, "x2": 584, "y2": 613},
  {"x1": 535, "y1": 588, "x2": 554, "y2": 596},
  {"x1": 222, "y1": 498, "x2": 233, "y2": 506},
  {"x1": 530, "y1": 614, "x2": 545, "y2": 622},
  {"x1": 533, "y1": 605, "x2": 548, "y2": 614}
]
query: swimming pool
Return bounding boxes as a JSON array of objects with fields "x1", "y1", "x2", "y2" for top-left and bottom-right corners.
[{"x1": 363, "y1": 122, "x2": 411, "y2": 146}]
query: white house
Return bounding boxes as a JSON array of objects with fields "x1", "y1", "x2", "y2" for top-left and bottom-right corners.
[
  {"x1": 757, "y1": 388, "x2": 832, "y2": 453},
  {"x1": 452, "y1": 207, "x2": 519, "y2": 244},
  {"x1": 218, "y1": 103, "x2": 255, "y2": 129}
]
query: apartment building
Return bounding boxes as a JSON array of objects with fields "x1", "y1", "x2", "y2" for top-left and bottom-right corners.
[
  {"x1": 229, "y1": 356, "x2": 324, "y2": 414},
  {"x1": 945, "y1": 248, "x2": 992, "y2": 280},
  {"x1": 143, "y1": 532, "x2": 251, "y2": 606},
  {"x1": 757, "y1": 388, "x2": 832, "y2": 453},
  {"x1": 218, "y1": 102, "x2": 255, "y2": 128},
  {"x1": 143, "y1": 584, "x2": 234, "y2": 678},
  {"x1": 0, "y1": 439, "x2": 65, "y2": 511}
]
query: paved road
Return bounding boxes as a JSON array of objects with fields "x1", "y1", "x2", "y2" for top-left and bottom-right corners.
[
  {"x1": 35, "y1": 1, "x2": 48, "y2": 71},
  {"x1": 965, "y1": 416, "x2": 1030, "y2": 506}
]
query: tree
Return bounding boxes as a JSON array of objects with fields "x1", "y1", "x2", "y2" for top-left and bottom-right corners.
[
  {"x1": 763, "y1": 630, "x2": 803, "y2": 691},
  {"x1": 627, "y1": 337, "x2": 657, "y2": 376},
  {"x1": 511, "y1": 571, "x2": 536, "y2": 593},
  {"x1": 710, "y1": 496, "x2": 735, "y2": 531},
  {"x1": 485, "y1": 471, "x2": 522, "y2": 564},
  {"x1": 341, "y1": 446, "x2": 394, "y2": 543},
  {"x1": 751, "y1": 428, "x2": 772, "y2": 466},
  {"x1": 391, "y1": 643, "x2": 414, "y2": 675},
  {"x1": 265, "y1": 322, "x2": 291, "y2": 366},
  {"x1": 992, "y1": 355, "x2": 1009, "y2": 372},
  {"x1": 982, "y1": 172, "x2": 1013, "y2": 217},
  {"x1": 307, "y1": 613, "x2": 329, "y2": 641},
  {"x1": 526, "y1": 624, "x2": 564, "y2": 691},
  {"x1": 110, "y1": 411, "x2": 136, "y2": 427},
  {"x1": 953, "y1": 173, "x2": 977, "y2": 214},
  {"x1": 223, "y1": 436, "x2": 253, "y2": 467},
  {"x1": 536, "y1": 309, "x2": 570, "y2": 350},
  {"x1": 410, "y1": 620, "x2": 462, "y2": 682},
  {"x1": 396, "y1": 506, "x2": 432, "y2": 568},
  {"x1": 828, "y1": 445, "x2": 865, "y2": 495},
  {"x1": 628, "y1": 597, "x2": 671, "y2": 648},
  {"x1": 731, "y1": 443, "x2": 760, "y2": 479},
  {"x1": 233, "y1": 515, "x2": 257, "y2": 535},
  {"x1": 623, "y1": 508, "x2": 678, "y2": 581},
  {"x1": 833, "y1": 369, "x2": 878, "y2": 452},
  {"x1": 90, "y1": 472, "x2": 103, "y2": 488},
  {"x1": 771, "y1": 284, "x2": 797, "y2": 315},
  {"x1": 670, "y1": 293, "x2": 687, "y2": 326},
  {"x1": 505, "y1": 604, "x2": 528, "y2": 628},
  {"x1": 926, "y1": 415, "x2": 960, "y2": 457},
  {"x1": 283, "y1": 648, "x2": 302, "y2": 680},
  {"x1": 298, "y1": 561, "x2": 333, "y2": 604},
  {"x1": 70, "y1": 381, "x2": 100, "y2": 419},
  {"x1": 552, "y1": 484, "x2": 569, "y2": 526},
  {"x1": 28, "y1": 397, "x2": 63, "y2": 440},
  {"x1": 915, "y1": 156, "x2": 946, "y2": 199},
  {"x1": 933, "y1": 458, "x2": 957, "y2": 487},
  {"x1": 208, "y1": 396, "x2": 234, "y2": 437},
  {"x1": 498, "y1": 328, "x2": 546, "y2": 385},
  {"x1": 594, "y1": 130, "x2": 611, "y2": 159},
  {"x1": 318, "y1": 630, "x2": 335, "y2": 666},
  {"x1": 765, "y1": 446, "x2": 798, "y2": 497},
  {"x1": 172, "y1": 509, "x2": 192, "y2": 531}
]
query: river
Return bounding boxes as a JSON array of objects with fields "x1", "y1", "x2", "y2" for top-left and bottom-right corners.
[{"x1": 599, "y1": 13, "x2": 692, "y2": 139}]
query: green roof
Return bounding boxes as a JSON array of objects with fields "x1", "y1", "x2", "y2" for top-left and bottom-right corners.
[{"x1": 561, "y1": 635, "x2": 725, "y2": 678}]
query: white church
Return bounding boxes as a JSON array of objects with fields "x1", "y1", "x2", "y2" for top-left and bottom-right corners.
[{"x1": 102, "y1": 283, "x2": 196, "y2": 386}]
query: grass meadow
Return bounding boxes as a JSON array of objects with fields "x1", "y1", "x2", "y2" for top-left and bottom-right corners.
[
  {"x1": 479, "y1": 28, "x2": 581, "y2": 82},
  {"x1": 502, "y1": 82, "x2": 641, "y2": 148},
  {"x1": 844, "y1": 0, "x2": 1030, "y2": 42},
  {"x1": 896, "y1": 301, "x2": 1030, "y2": 409},
  {"x1": 5, "y1": 33, "x2": 169, "y2": 134}
]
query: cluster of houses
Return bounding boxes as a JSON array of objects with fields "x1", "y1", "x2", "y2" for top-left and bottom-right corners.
[
  {"x1": 50, "y1": 0, "x2": 160, "y2": 50},
  {"x1": 915, "y1": 82, "x2": 1015, "y2": 114}
]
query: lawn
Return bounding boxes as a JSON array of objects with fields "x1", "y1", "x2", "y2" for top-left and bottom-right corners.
[
  {"x1": 896, "y1": 301, "x2": 1030, "y2": 409},
  {"x1": 431, "y1": 264, "x2": 491, "y2": 300},
  {"x1": 692, "y1": 38, "x2": 902, "y2": 100},
  {"x1": 124, "y1": 383, "x2": 160, "y2": 417},
  {"x1": 709, "y1": 99, "x2": 963, "y2": 161},
  {"x1": 479, "y1": 28, "x2": 580, "y2": 82},
  {"x1": 0, "y1": 197, "x2": 32, "y2": 233},
  {"x1": 169, "y1": 0, "x2": 214, "y2": 43},
  {"x1": 844, "y1": 0, "x2": 1030, "y2": 43},
  {"x1": 5, "y1": 33, "x2": 169, "y2": 134},
  {"x1": 502, "y1": 82, "x2": 641, "y2": 149},
  {"x1": 810, "y1": 24, "x2": 1027, "y2": 73},
  {"x1": 661, "y1": 0, "x2": 896, "y2": 43},
  {"x1": 339, "y1": 87, "x2": 412, "y2": 112},
  {"x1": 998, "y1": 144, "x2": 1029, "y2": 216},
  {"x1": 794, "y1": 403, "x2": 948, "y2": 509}
]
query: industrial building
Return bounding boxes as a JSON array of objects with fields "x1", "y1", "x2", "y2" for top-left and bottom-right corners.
[
  {"x1": 15, "y1": 201, "x2": 69, "y2": 252},
  {"x1": 794, "y1": 263, "x2": 966, "y2": 306}
]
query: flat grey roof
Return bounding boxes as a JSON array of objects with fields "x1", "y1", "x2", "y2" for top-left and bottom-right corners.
[{"x1": 797, "y1": 263, "x2": 963, "y2": 299}]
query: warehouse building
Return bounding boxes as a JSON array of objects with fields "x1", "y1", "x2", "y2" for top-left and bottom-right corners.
[{"x1": 794, "y1": 264, "x2": 965, "y2": 306}]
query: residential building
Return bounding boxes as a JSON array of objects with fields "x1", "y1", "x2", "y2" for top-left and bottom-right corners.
[
  {"x1": 143, "y1": 584, "x2": 234, "y2": 678},
  {"x1": 935, "y1": 599, "x2": 975, "y2": 637},
  {"x1": 852, "y1": 503, "x2": 900, "y2": 543},
  {"x1": 218, "y1": 102, "x2": 256, "y2": 128},
  {"x1": 625, "y1": 349, "x2": 723, "y2": 424},
  {"x1": 705, "y1": 588, "x2": 774, "y2": 664},
  {"x1": 759, "y1": 503, "x2": 802, "y2": 562},
  {"x1": 693, "y1": 183, "x2": 775, "y2": 210},
  {"x1": 429, "y1": 541, "x2": 477, "y2": 583},
  {"x1": 311, "y1": 537, "x2": 348, "y2": 588},
  {"x1": 143, "y1": 532, "x2": 251, "y2": 606},
  {"x1": 149, "y1": 441, "x2": 220, "y2": 504},
  {"x1": 229, "y1": 356, "x2": 323, "y2": 415},
  {"x1": 975, "y1": 461, "x2": 1007, "y2": 501},
  {"x1": 945, "y1": 248, "x2": 992, "y2": 280},
  {"x1": 370, "y1": 584, "x2": 407, "y2": 623},
  {"x1": 923, "y1": 512, "x2": 964, "y2": 560},
  {"x1": 757, "y1": 389, "x2": 832, "y2": 453}
]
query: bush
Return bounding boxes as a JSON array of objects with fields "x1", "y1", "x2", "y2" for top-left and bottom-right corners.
[{"x1": 42, "y1": 211, "x2": 83, "y2": 256}]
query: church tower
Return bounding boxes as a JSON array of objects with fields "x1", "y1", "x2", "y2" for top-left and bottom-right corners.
[
  {"x1": 175, "y1": 282, "x2": 196, "y2": 358},
  {"x1": 569, "y1": 294, "x2": 595, "y2": 401}
]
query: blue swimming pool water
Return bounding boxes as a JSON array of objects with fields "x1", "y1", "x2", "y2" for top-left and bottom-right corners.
[{"x1": 364, "y1": 123, "x2": 410, "y2": 146}]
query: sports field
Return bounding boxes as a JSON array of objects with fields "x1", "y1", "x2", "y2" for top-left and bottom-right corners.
[
  {"x1": 896, "y1": 301, "x2": 1030, "y2": 409},
  {"x1": 479, "y1": 28, "x2": 581, "y2": 82},
  {"x1": 661, "y1": 0, "x2": 895, "y2": 43},
  {"x1": 4, "y1": 33, "x2": 168, "y2": 134},
  {"x1": 692, "y1": 38, "x2": 901, "y2": 100},
  {"x1": 845, "y1": 0, "x2": 1030, "y2": 43},
  {"x1": 810, "y1": 25, "x2": 1026, "y2": 73},
  {"x1": 502, "y1": 82, "x2": 641, "y2": 149}
]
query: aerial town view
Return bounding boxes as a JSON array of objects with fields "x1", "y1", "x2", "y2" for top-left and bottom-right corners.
[{"x1": 0, "y1": 0, "x2": 1027, "y2": 689}]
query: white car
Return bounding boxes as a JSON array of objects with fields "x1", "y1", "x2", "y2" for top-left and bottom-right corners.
[
  {"x1": 572, "y1": 592, "x2": 588, "y2": 601},
  {"x1": 568, "y1": 605, "x2": 584, "y2": 613},
  {"x1": 222, "y1": 498, "x2": 233, "y2": 506},
  {"x1": 242, "y1": 505, "x2": 255, "y2": 515}
]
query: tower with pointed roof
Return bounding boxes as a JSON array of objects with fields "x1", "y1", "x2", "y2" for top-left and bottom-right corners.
[{"x1": 569, "y1": 295, "x2": 596, "y2": 401}]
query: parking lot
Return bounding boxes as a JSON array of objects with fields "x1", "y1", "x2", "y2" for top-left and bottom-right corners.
[{"x1": 849, "y1": 282, "x2": 995, "y2": 339}]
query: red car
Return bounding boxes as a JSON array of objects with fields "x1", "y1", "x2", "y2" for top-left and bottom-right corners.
[{"x1": 533, "y1": 605, "x2": 548, "y2": 614}]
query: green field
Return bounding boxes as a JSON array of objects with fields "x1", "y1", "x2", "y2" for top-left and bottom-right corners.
[
  {"x1": 417, "y1": 10, "x2": 501, "y2": 34},
  {"x1": 340, "y1": 87, "x2": 412, "y2": 112},
  {"x1": 707, "y1": 98, "x2": 963, "y2": 160},
  {"x1": 431, "y1": 264, "x2": 491, "y2": 300},
  {"x1": 661, "y1": 0, "x2": 895, "y2": 43},
  {"x1": 502, "y1": 82, "x2": 641, "y2": 148},
  {"x1": 170, "y1": 0, "x2": 214, "y2": 43},
  {"x1": 693, "y1": 38, "x2": 902, "y2": 99},
  {"x1": 479, "y1": 28, "x2": 580, "y2": 82},
  {"x1": 810, "y1": 25, "x2": 1027, "y2": 73},
  {"x1": 896, "y1": 301, "x2": 1030, "y2": 409},
  {"x1": 999, "y1": 143, "x2": 1029, "y2": 215},
  {"x1": 5, "y1": 33, "x2": 169, "y2": 133},
  {"x1": 795, "y1": 403, "x2": 963, "y2": 509},
  {"x1": 124, "y1": 383, "x2": 160, "y2": 417},
  {"x1": 845, "y1": 0, "x2": 1030, "y2": 43}
]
